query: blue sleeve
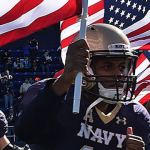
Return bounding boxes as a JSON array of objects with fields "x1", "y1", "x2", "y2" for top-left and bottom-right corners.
[
  {"x1": 122, "y1": 102, "x2": 150, "y2": 144},
  {"x1": 28, "y1": 45, "x2": 36, "y2": 49},
  {"x1": 14, "y1": 79, "x2": 64, "y2": 144}
]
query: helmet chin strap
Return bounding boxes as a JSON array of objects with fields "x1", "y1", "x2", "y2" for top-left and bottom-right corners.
[{"x1": 98, "y1": 82, "x2": 124, "y2": 104}]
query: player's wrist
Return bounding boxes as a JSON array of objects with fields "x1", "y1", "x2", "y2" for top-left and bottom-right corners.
[{"x1": 51, "y1": 75, "x2": 71, "y2": 96}]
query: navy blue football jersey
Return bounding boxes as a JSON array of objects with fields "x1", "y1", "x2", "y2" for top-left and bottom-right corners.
[
  {"x1": 15, "y1": 82, "x2": 150, "y2": 150},
  {"x1": 46, "y1": 86, "x2": 149, "y2": 150}
]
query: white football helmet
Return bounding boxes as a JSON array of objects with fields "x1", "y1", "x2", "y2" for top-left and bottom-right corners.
[{"x1": 73, "y1": 23, "x2": 138, "y2": 104}]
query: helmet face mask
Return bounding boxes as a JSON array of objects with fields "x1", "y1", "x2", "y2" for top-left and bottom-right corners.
[
  {"x1": 74, "y1": 23, "x2": 138, "y2": 103},
  {"x1": 83, "y1": 55, "x2": 137, "y2": 103}
]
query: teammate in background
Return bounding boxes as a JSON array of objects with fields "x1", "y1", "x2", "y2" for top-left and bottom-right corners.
[
  {"x1": 29, "y1": 37, "x2": 38, "y2": 61},
  {"x1": 0, "y1": 110, "x2": 30, "y2": 150},
  {"x1": 14, "y1": 23, "x2": 150, "y2": 150}
]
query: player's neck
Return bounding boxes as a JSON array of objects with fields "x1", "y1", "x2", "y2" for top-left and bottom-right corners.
[{"x1": 96, "y1": 102, "x2": 116, "y2": 115}]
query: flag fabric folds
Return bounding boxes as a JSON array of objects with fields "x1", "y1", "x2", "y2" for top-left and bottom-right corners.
[
  {"x1": 134, "y1": 51, "x2": 150, "y2": 104},
  {"x1": 61, "y1": 0, "x2": 150, "y2": 63},
  {"x1": 1, "y1": 0, "x2": 150, "y2": 104},
  {"x1": 0, "y1": 0, "x2": 82, "y2": 47},
  {"x1": 61, "y1": 0, "x2": 150, "y2": 104}
]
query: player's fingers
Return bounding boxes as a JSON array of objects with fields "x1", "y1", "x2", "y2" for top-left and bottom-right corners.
[
  {"x1": 72, "y1": 39, "x2": 90, "y2": 50},
  {"x1": 127, "y1": 127, "x2": 133, "y2": 135},
  {"x1": 127, "y1": 143, "x2": 145, "y2": 150},
  {"x1": 127, "y1": 137, "x2": 145, "y2": 149},
  {"x1": 127, "y1": 134, "x2": 143, "y2": 141}
]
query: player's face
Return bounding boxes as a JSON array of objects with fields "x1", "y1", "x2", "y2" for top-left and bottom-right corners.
[{"x1": 91, "y1": 57, "x2": 129, "y2": 89}]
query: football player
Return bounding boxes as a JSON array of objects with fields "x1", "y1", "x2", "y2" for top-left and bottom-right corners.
[{"x1": 15, "y1": 23, "x2": 150, "y2": 150}]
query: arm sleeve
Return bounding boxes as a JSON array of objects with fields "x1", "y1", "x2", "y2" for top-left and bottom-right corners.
[{"x1": 14, "y1": 79, "x2": 64, "y2": 144}]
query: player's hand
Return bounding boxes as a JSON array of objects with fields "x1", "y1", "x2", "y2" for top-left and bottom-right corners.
[
  {"x1": 126, "y1": 127, "x2": 145, "y2": 150},
  {"x1": 62, "y1": 39, "x2": 90, "y2": 85}
]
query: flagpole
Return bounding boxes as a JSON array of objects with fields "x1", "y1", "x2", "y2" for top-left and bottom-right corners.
[{"x1": 73, "y1": 0, "x2": 88, "y2": 114}]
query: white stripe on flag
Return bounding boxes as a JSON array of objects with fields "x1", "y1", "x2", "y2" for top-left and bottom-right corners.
[
  {"x1": 129, "y1": 29, "x2": 150, "y2": 42},
  {"x1": 0, "y1": 0, "x2": 21, "y2": 17},
  {"x1": 61, "y1": 9, "x2": 104, "y2": 41},
  {"x1": 135, "y1": 80, "x2": 150, "y2": 89},
  {"x1": 134, "y1": 85, "x2": 150, "y2": 102},
  {"x1": 0, "y1": 0, "x2": 69, "y2": 35},
  {"x1": 61, "y1": 47, "x2": 68, "y2": 64},
  {"x1": 88, "y1": 0, "x2": 102, "y2": 6},
  {"x1": 130, "y1": 39, "x2": 150, "y2": 48},
  {"x1": 135, "y1": 59, "x2": 150, "y2": 76},
  {"x1": 136, "y1": 67, "x2": 150, "y2": 83}
]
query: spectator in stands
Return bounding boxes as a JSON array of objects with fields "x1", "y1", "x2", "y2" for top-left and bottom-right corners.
[
  {"x1": 29, "y1": 77, "x2": 34, "y2": 85},
  {"x1": 1, "y1": 49, "x2": 11, "y2": 68},
  {"x1": 23, "y1": 40, "x2": 37, "y2": 60},
  {"x1": 1, "y1": 76, "x2": 7, "y2": 99},
  {"x1": 39, "y1": 50, "x2": 52, "y2": 72},
  {"x1": 22, "y1": 56, "x2": 31, "y2": 72},
  {"x1": 2, "y1": 77, "x2": 15, "y2": 109},
  {"x1": 29, "y1": 37, "x2": 38, "y2": 61},
  {"x1": 1, "y1": 72, "x2": 5, "y2": 78},
  {"x1": 13, "y1": 57, "x2": 24, "y2": 73},
  {"x1": 19, "y1": 78, "x2": 31, "y2": 98},
  {"x1": 4, "y1": 57, "x2": 14, "y2": 73},
  {"x1": 4, "y1": 70, "x2": 13, "y2": 81},
  {"x1": 6, "y1": 106, "x2": 16, "y2": 141},
  {"x1": 14, "y1": 95, "x2": 24, "y2": 118},
  {"x1": 31, "y1": 59, "x2": 40, "y2": 72}
]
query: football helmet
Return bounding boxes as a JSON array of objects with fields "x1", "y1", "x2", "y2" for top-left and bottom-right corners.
[{"x1": 73, "y1": 23, "x2": 138, "y2": 104}]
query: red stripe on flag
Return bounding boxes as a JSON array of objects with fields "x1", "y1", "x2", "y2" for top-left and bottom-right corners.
[
  {"x1": 61, "y1": 33, "x2": 77, "y2": 49},
  {"x1": 130, "y1": 35, "x2": 150, "y2": 43},
  {"x1": 139, "y1": 93, "x2": 150, "y2": 104},
  {"x1": 0, "y1": 0, "x2": 43, "y2": 25},
  {"x1": 0, "y1": 0, "x2": 82, "y2": 47},
  {"x1": 61, "y1": 0, "x2": 104, "y2": 49},
  {"x1": 134, "y1": 82, "x2": 150, "y2": 96},
  {"x1": 136, "y1": 53, "x2": 147, "y2": 68},
  {"x1": 61, "y1": 1, "x2": 104, "y2": 32},
  {"x1": 88, "y1": 1, "x2": 104, "y2": 16},
  {"x1": 61, "y1": 16, "x2": 78, "y2": 32},
  {"x1": 127, "y1": 22, "x2": 150, "y2": 39},
  {"x1": 61, "y1": 18, "x2": 103, "y2": 49},
  {"x1": 138, "y1": 45, "x2": 150, "y2": 50}
]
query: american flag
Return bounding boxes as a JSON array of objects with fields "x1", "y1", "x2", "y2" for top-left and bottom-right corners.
[
  {"x1": 134, "y1": 50, "x2": 150, "y2": 104},
  {"x1": 0, "y1": 0, "x2": 82, "y2": 47},
  {"x1": 61, "y1": 0, "x2": 150, "y2": 104}
]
